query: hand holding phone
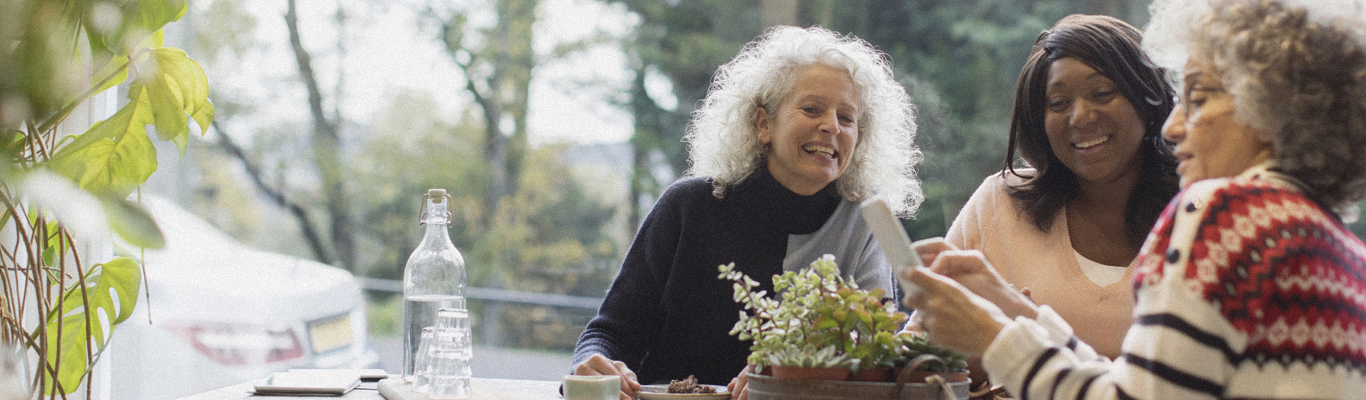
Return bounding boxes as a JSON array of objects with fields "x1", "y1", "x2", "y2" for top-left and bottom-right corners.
[{"x1": 859, "y1": 197, "x2": 924, "y2": 297}]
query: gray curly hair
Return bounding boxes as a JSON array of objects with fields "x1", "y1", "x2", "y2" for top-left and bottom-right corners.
[
  {"x1": 1144, "y1": 0, "x2": 1366, "y2": 213},
  {"x1": 683, "y1": 26, "x2": 923, "y2": 217}
]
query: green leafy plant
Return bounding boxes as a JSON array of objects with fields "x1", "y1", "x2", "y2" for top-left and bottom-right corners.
[
  {"x1": 761, "y1": 343, "x2": 851, "y2": 369},
  {"x1": 719, "y1": 254, "x2": 966, "y2": 377},
  {"x1": 1, "y1": 0, "x2": 212, "y2": 397},
  {"x1": 896, "y1": 332, "x2": 968, "y2": 372}
]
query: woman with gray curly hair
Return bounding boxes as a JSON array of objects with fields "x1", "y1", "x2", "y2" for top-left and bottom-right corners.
[
  {"x1": 902, "y1": 1, "x2": 1366, "y2": 399},
  {"x1": 686, "y1": 26, "x2": 922, "y2": 215},
  {"x1": 572, "y1": 26, "x2": 922, "y2": 399}
]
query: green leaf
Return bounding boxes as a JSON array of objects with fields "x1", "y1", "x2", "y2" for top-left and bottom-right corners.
[
  {"x1": 40, "y1": 219, "x2": 67, "y2": 269},
  {"x1": 102, "y1": 196, "x2": 164, "y2": 249},
  {"x1": 137, "y1": 29, "x2": 167, "y2": 51},
  {"x1": 109, "y1": 0, "x2": 188, "y2": 53},
  {"x1": 129, "y1": 46, "x2": 215, "y2": 155},
  {"x1": 50, "y1": 87, "x2": 158, "y2": 198},
  {"x1": 127, "y1": 0, "x2": 189, "y2": 32},
  {"x1": 43, "y1": 257, "x2": 142, "y2": 394},
  {"x1": 854, "y1": 309, "x2": 873, "y2": 326},
  {"x1": 83, "y1": 18, "x2": 113, "y2": 56},
  {"x1": 88, "y1": 55, "x2": 131, "y2": 98}
]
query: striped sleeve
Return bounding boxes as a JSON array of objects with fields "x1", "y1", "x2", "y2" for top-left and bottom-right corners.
[
  {"x1": 981, "y1": 277, "x2": 1239, "y2": 400},
  {"x1": 981, "y1": 182, "x2": 1242, "y2": 400}
]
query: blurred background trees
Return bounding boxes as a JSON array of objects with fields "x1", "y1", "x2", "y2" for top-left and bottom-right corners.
[
  {"x1": 614, "y1": 0, "x2": 1152, "y2": 238},
  {"x1": 145, "y1": 0, "x2": 1365, "y2": 359}
]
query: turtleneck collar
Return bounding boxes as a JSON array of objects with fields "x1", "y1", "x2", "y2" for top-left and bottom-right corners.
[{"x1": 725, "y1": 167, "x2": 841, "y2": 235}]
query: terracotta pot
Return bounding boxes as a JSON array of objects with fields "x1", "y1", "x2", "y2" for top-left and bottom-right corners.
[
  {"x1": 849, "y1": 367, "x2": 893, "y2": 382},
  {"x1": 768, "y1": 365, "x2": 849, "y2": 381}
]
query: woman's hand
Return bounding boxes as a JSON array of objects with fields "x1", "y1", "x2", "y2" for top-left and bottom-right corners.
[
  {"x1": 901, "y1": 266, "x2": 1012, "y2": 356},
  {"x1": 911, "y1": 243, "x2": 1038, "y2": 321},
  {"x1": 573, "y1": 354, "x2": 642, "y2": 400},
  {"x1": 726, "y1": 364, "x2": 755, "y2": 400},
  {"x1": 912, "y1": 237, "x2": 957, "y2": 268}
]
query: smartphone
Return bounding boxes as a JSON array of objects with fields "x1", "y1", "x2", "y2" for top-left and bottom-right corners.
[{"x1": 859, "y1": 197, "x2": 924, "y2": 296}]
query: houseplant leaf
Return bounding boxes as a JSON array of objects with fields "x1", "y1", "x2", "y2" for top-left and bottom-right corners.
[
  {"x1": 123, "y1": 0, "x2": 189, "y2": 35},
  {"x1": 86, "y1": 55, "x2": 131, "y2": 102},
  {"x1": 131, "y1": 46, "x2": 213, "y2": 155},
  {"x1": 102, "y1": 196, "x2": 164, "y2": 249},
  {"x1": 49, "y1": 87, "x2": 158, "y2": 198},
  {"x1": 85, "y1": 0, "x2": 188, "y2": 55},
  {"x1": 42, "y1": 257, "x2": 142, "y2": 394}
]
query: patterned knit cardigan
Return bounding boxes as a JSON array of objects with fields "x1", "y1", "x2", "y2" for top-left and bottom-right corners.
[{"x1": 981, "y1": 165, "x2": 1366, "y2": 399}]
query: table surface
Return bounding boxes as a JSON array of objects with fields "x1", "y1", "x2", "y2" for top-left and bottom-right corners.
[{"x1": 181, "y1": 376, "x2": 564, "y2": 400}]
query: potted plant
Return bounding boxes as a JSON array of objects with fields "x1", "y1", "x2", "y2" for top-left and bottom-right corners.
[
  {"x1": 718, "y1": 254, "x2": 968, "y2": 384},
  {"x1": 760, "y1": 344, "x2": 852, "y2": 381},
  {"x1": 1, "y1": 0, "x2": 212, "y2": 397},
  {"x1": 894, "y1": 332, "x2": 970, "y2": 384}
]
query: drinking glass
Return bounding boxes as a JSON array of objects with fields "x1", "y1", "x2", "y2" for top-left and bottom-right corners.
[
  {"x1": 427, "y1": 308, "x2": 472, "y2": 399},
  {"x1": 412, "y1": 327, "x2": 436, "y2": 393}
]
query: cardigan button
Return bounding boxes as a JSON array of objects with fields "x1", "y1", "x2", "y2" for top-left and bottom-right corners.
[{"x1": 1165, "y1": 248, "x2": 1180, "y2": 263}]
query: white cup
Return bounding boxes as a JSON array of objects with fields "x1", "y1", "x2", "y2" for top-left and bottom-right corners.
[{"x1": 563, "y1": 375, "x2": 620, "y2": 400}]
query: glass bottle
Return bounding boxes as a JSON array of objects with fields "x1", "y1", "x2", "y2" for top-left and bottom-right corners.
[{"x1": 403, "y1": 189, "x2": 468, "y2": 381}]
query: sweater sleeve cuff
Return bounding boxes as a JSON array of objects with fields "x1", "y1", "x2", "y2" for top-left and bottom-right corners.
[
  {"x1": 982, "y1": 311, "x2": 1057, "y2": 382},
  {"x1": 981, "y1": 306, "x2": 1101, "y2": 389},
  {"x1": 1033, "y1": 305, "x2": 1075, "y2": 344}
]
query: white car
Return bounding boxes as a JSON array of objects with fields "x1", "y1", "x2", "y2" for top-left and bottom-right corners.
[{"x1": 107, "y1": 196, "x2": 380, "y2": 399}]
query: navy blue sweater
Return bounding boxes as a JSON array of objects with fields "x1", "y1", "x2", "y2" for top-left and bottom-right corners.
[{"x1": 573, "y1": 169, "x2": 894, "y2": 385}]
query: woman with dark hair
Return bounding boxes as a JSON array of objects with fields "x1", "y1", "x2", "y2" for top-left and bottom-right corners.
[
  {"x1": 906, "y1": 0, "x2": 1366, "y2": 398},
  {"x1": 933, "y1": 14, "x2": 1178, "y2": 359}
]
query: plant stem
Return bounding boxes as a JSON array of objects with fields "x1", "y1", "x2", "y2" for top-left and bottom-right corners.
[{"x1": 33, "y1": 58, "x2": 131, "y2": 145}]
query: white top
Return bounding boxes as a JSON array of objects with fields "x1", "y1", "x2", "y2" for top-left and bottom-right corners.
[
  {"x1": 1075, "y1": 251, "x2": 1126, "y2": 286},
  {"x1": 946, "y1": 171, "x2": 1136, "y2": 357}
]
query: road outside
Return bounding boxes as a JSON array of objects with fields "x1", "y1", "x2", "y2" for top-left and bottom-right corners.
[{"x1": 373, "y1": 336, "x2": 576, "y2": 381}]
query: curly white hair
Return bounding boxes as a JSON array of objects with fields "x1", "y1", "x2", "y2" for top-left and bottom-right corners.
[
  {"x1": 683, "y1": 25, "x2": 923, "y2": 217},
  {"x1": 1144, "y1": 0, "x2": 1366, "y2": 214}
]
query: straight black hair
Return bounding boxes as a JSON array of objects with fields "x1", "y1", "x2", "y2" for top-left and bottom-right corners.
[{"x1": 1004, "y1": 14, "x2": 1180, "y2": 248}]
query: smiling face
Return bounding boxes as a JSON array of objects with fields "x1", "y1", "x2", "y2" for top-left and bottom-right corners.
[
  {"x1": 1161, "y1": 60, "x2": 1273, "y2": 188},
  {"x1": 756, "y1": 63, "x2": 861, "y2": 195},
  {"x1": 1042, "y1": 57, "x2": 1147, "y2": 186}
]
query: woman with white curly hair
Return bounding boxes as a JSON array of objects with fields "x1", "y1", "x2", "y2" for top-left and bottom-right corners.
[
  {"x1": 572, "y1": 25, "x2": 922, "y2": 399},
  {"x1": 903, "y1": 0, "x2": 1366, "y2": 398}
]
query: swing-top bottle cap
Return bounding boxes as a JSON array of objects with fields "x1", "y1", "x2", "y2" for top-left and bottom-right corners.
[{"x1": 427, "y1": 188, "x2": 446, "y2": 203}]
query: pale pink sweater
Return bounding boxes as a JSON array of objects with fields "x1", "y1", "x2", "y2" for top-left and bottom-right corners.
[{"x1": 946, "y1": 172, "x2": 1134, "y2": 358}]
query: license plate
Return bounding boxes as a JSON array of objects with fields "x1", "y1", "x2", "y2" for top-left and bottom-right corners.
[{"x1": 307, "y1": 314, "x2": 353, "y2": 354}]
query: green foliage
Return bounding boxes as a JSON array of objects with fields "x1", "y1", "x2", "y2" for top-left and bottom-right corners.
[
  {"x1": 102, "y1": 195, "x2": 167, "y2": 249},
  {"x1": 720, "y1": 254, "x2": 964, "y2": 374},
  {"x1": 354, "y1": 91, "x2": 618, "y2": 349},
  {"x1": 896, "y1": 332, "x2": 968, "y2": 372},
  {"x1": 43, "y1": 257, "x2": 142, "y2": 394},
  {"x1": 1, "y1": 0, "x2": 211, "y2": 395},
  {"x1": 761, "y1": 343, "x2": 850, "y2": 369},
  {"x1": 366, "y1": 295, "x2": 404, "y2": 337},
  {"x1": 469, "y1": 146, "x2": 620, "y2": 290},
  {"x1": 35, "y1": 19, "x2": 213, "y2": 200},
  {"x1": 616, "y1": 0, "x2": 1150, "y2": 240},
  {"x1": 49, "y1": 90, "x2": 159, "y2": 197}
]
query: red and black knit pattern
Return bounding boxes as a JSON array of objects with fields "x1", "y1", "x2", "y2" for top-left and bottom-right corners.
[
  {"x1": 1133, "y1": 195, "x2": 1179, "y2": 288},
  {"x1": 1176, "y1": 176, "x2": 1366, "y2": 374}
]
